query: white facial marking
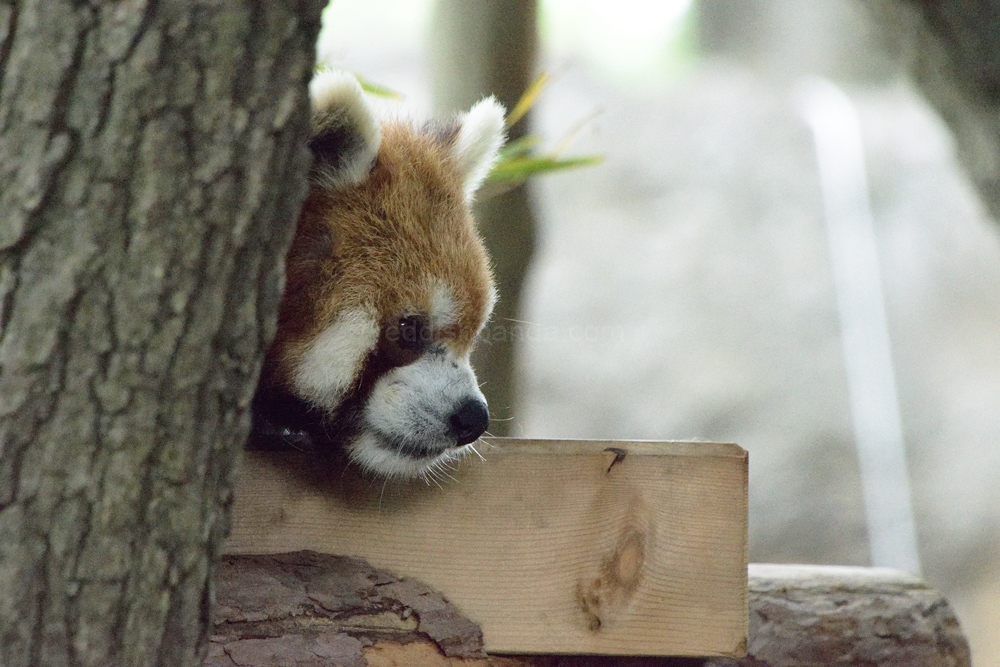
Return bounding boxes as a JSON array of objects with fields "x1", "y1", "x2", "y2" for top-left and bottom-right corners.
[
  {"x1": 452, "y1": 97, "x2": 506, "y2": 203},
  {"x1": 478, "y1": 284, "x2": 498, "y2": 336},
  {"x1": 429, "y1": 281, "x2": 458, "y2": 332},
  {"x1": 292, "y1": 309, "x2": 378, "y2": 409},
  {"x1": 347, "y1": 348, "x2": 487, "y2": 478}
]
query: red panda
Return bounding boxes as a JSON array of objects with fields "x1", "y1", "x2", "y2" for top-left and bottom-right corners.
[{"x1": 250, "y1": 72, "x2": 504, "y2": 479}]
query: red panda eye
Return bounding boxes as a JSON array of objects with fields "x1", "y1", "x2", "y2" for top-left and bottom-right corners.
[{"x1": 396, "y1": 315, "x2": 427, "y2": 352}]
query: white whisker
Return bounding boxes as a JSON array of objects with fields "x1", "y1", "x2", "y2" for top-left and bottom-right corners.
[{"x1": 379, "y1": 478, "x2": 389, "y2": 512}]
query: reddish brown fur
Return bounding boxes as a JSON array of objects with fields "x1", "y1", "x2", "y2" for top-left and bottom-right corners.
[{"x1": 265, "y1": 122, "x2": 494, "y2": 388}]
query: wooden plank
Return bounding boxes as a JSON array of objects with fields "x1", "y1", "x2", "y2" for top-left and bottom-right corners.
[{"x1": 224, "y1": 438, "x2": 748, "y2": 657}]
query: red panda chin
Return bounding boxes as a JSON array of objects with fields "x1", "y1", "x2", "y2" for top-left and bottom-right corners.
[{"x1": 347, "y1": 432, "x2": 476, "y2": 480}]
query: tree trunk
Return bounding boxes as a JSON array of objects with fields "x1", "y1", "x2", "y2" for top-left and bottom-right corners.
[
  {"x1": 0, "y1": 2, "x2": 323, "y2": 665},
  {"x1": 865, "y1": 0, "x2": 1000, "y2": 220},
  {"x1": 429, "y1": 0, "x2": 538, "y2": 435}
]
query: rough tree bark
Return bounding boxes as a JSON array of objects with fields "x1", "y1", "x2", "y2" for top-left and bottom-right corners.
[
  {"x1": 430, "y1": 0, "x2": 538, "y2": 435},
  {"x1": 0, "y1": 1, "x2": 323, "y2": 665}
]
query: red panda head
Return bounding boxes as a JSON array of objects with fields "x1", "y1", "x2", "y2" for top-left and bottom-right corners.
[{"x1": 252, "y1": 72, "x2": 504, "y2": 479}]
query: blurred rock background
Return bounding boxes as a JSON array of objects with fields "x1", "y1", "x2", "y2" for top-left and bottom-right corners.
[{"x1": 320, "y1": 0, "x2": 1000, "y2": 662}]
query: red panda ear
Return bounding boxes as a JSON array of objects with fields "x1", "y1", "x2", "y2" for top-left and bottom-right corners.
[
  {"x1": 308, "y1": 71, "x2": 382, "y2": 189},
  {"x1": 451, "y1": 97, "x2": 506, "y2": 204}
]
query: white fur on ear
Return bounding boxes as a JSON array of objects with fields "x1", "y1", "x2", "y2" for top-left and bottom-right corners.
[
  {"x1": 309, "y1": 71, "x2": 382, "y2": 189},
  {"x1": 452, "y1": 97, "x2": 506, "y2": 203}
]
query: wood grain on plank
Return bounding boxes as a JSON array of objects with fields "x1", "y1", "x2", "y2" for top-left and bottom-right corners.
[{"x1": 224, "y1": 438, "x2": 748, "y2": 657}]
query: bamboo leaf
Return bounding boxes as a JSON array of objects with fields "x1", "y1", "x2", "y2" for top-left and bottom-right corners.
[
  {"x1": 488, "y1": 154, "x2": 603, "y2": 184},
  {"x1": 497, "y1": 135, "x2": 542, "y2": 160},
  {"x1": 313, "y1": 64, "x2": 402, "y2": 99},
  {"x1": 355, "y1": 75, "x2": 403, "y2": 99},
  {"x1": 506, "y1": 72, "x2": 551, "y2": 126}
]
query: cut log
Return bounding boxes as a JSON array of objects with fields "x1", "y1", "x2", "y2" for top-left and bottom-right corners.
[
  {"x1": 706, "y1": 564, "x2": 972, "y2": 667},
  {"x1": 209, "y1": 557, "x2": 970, "y2": 667}
]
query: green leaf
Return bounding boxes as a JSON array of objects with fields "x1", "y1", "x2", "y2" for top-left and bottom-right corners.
[
  {"x1": 488, "y1": 154, "x2": 603, "y2": 184},
  {"x1": 506, "y1": 72, "x2": 550, "y2": 126},
  {"x1": 312, "y1": 64, "x2": 402, "y2": 99},
  {"x1": 497, "y1": 135, "x2": 542, "y2": 160},
  {"x1": 355, "y1": 75, "x2": 403, "y2": 99}
]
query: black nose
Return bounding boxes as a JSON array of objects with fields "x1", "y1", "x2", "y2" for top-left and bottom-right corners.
[{"x1": 449, "y1": 399, "x2": 489, "y2": 446}]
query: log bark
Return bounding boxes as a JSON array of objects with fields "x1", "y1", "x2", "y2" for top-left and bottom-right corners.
[
  {"x1": 706, "y1": 564, "x2": 971, "y2": 667},
  {"x1": 208, "y1": 552, "x2": 487, "y2": 667},
  {"x1": 429, "y1": 0, "x2": 539, "y2": 434},
  {"x1": 0, "y1": 2, "x2": 323, "y2": 664},
  {"x1": 211, "y1": 556, "x2": 971, "y2": 667}
]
